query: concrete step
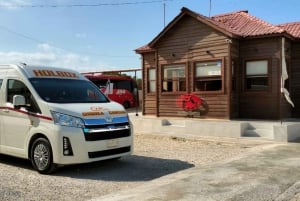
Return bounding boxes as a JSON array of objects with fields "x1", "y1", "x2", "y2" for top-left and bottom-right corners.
[
  {"x1": 161, "y1": 119, "x2": 186, "y2": 127},
  {"x1": 129, "y1": 114, "x2": 300, "y2": 142},
  {"x1": 246, "y1": 122, "x2": 274, "y2": 130},
  {"x1": 243, "y1": 128, "x2": 274, "y2": 139},
  {"x1": 160, "y1": 125, "x2": 186, "y2": 134},
  {"x1": 242, "y1": 122, "x2": 274, "y2": 139}
]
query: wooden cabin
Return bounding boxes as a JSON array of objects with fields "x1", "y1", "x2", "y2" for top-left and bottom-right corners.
[{"x1": 135, "y1": 7, "x2": 300, "y2": 120}]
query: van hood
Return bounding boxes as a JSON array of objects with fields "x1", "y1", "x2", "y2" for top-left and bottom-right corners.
[{"x1": 47, "y1": 102, "x2": 127, "y2": 119}]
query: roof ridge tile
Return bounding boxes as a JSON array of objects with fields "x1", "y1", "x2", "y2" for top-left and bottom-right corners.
[
  {"x1": 212, "y1": 10, "x2": 248, "y2": 18},
  {"x1": 278, "y1": 21, "x2": 300, "y2": 26}
]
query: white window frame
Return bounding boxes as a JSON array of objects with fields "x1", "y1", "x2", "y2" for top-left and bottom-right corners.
[
  {"x1": 148, "y1": 68, "x2": 156, "y2": 93},
  {"x1": 245, "y1": 60, "x2": 269, "y2": 91},
  {"x1": 194, "y1": 60, "x2": 223, "y2": 93},
  {"x1": 162, "y1": 64, "x2": 186, "y2": 92}
]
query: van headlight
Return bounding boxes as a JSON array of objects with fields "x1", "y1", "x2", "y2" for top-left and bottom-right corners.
[{"x1": 51, "y1": 111, "x2": 84, "y2": 128}]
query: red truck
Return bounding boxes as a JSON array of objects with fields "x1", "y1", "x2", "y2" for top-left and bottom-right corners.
[{"x1": 83, "y1": 73, "x2": 138, "y2": 109}]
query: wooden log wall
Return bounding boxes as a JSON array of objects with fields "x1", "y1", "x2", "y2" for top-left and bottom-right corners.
[
  {"x1": 230, "y1": 40, "x2": 240, "y2": 119},
  {"x1": 291, "y1": 42, "x2": 300, "y2": 118},
  {"x1": 239, "y1": 38, "x2": 281, "y2": 119},
  {"x1": 152, "y1": 15, "x2": 231, "y2": 119}
]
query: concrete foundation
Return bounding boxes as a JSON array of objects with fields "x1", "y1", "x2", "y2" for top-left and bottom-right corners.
[{"x1": 128, "y1": 113, "x2": 300, "y2": 142}]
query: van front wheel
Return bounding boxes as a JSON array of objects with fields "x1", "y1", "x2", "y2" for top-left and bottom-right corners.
[{"x1": 30, "y1": 138, "x2": 56, "y2": 174}]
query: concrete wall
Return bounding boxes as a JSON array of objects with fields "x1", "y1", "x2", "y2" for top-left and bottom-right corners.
[{"x1": 129, "y1": 113, "x2": 300, "y2": 142}]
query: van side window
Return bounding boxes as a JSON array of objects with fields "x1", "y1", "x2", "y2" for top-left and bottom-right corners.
[
  {"x1": 7, "y1": 79, "x2": 41, "y2": 113},
  {"x1": 0, "y1": 79, "x2": 3, "y2": 88}
]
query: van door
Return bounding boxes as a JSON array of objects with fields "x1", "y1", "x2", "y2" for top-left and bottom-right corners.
[{"x1": 1, "y1": 79, "x2": 37, "y2": 156}]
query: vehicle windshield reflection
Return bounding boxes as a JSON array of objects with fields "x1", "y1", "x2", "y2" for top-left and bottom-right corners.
[{"x1": 30, "y1": 78, "x2": 109, "y2": 103}]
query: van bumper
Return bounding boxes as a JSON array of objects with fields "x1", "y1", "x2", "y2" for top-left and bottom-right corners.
[{"x1": 51, "y1": 126, "x2": 133, "y2": 165}]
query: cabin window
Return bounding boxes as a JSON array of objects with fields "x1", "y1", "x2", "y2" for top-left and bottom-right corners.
[
  {"x1": 194, "y1": 60, "x2": 222, "y2": 91},
  {"x1": 0, "y1": 79, "x2": 2, "y2": 88},
  {"x1": 7, "y1": 79, "x2": 41, "y2": 113},
  {"x1": 245, "y1": 60, "x2": 268, "y2": 91},
  {"x1": 7, "y1": 80, "x2": 29, "y2": 103},
  {"x1": 148, "y1": 68, "x2": 156, "y2": 93},
  {"x1": 162, "y1": 64, "x2": 186, "y2": 92}
]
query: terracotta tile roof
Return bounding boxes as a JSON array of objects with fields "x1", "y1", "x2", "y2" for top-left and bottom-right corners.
[
  {"x1": 211, "y1": 10, "x2": 286, "y2": 37},
  {"x1": 134, "y1": 44, "x2": 154, "y2": 53},
  {"x1": 136, "y1": 7, "x2": 299, "y2": 53},
  {"x1": 278, "y1": 22, "x2": 300, "y2": 39},
  {"x1": 181, "y1": 7, "x2": 238, "y2": 38}
]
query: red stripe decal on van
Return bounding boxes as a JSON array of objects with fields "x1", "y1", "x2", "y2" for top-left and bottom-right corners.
[{"x1": 0, "y1": 107, "x2": 53, "y2": 121}]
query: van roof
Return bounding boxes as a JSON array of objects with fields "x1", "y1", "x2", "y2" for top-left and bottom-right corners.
[{"x1": 0, "y1": 64, "x2": 84, "y2": 80}]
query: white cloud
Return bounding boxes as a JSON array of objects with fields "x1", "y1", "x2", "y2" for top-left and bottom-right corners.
[
  {"x1": 0, "y1": 43, "x2": 102, "y2": 72},
  {"x1": 37, "y1": 43, "x2": 53, "y2": 52},
  {"x1": 75, "y1": 33, "x2": 87, "y2": 39},
  {"x1": 0, "y1": 51, "x2": 56, "y2": 64},
  {"x1": 0, "y1": 43, "x2": 136, "y2": 74},
  {"x1": 0, "y1": 0, "x2": 31, "y2": 9}
]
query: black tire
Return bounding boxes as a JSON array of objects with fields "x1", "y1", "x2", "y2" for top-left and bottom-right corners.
[
  {"x1": 30, "y1": 138, "x2": 56, "y2": 174},
  {"x1": 123, "y1": 101, "x2": 130, "y2": 109}
]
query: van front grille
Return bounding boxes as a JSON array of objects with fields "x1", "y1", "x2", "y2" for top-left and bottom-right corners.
[
  {"x1": 88, "y1": 146, "x2": 131, "y2": 158},
  {"x1": 83, "y1": 123, "x2": 131, "y2": 141}
]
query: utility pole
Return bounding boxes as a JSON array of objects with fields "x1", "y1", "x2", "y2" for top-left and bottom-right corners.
[
  {"x1": 163, "y1": 0, "x2": 166, "y2": 27},
  {"x1": 209, "y1": 0, "x2": 212, "y2": 17}
]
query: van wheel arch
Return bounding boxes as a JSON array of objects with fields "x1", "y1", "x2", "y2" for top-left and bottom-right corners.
[
  {"x1": 28, "y1": 134, "x2": 57, "y2": 174},
  {"x1": 28, "y1": 133, "x2": 49, "y2": 160}
]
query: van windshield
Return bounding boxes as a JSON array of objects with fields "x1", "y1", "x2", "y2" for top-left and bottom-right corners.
[{"x1": 30, "y1": 78, "x2": 109, "y2": 103}]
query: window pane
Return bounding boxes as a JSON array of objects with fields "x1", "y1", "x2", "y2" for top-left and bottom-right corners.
[
  {"x1": 164, "y1": 65, "x2": 185, "y2": 79},
  {"x1": 148, "y1": 69, "x2": 156, "y2": 93},
  {"x1": 196, "y1": 61, "x2": 221, "y2": 77},
  {"x1": 115, "y1": 80, "x2": 132, "y2": 91},
  {"x1": 8, "y1": 80, "x2": 27, "y2": 103},
  {"x1": 149, "y1": 81, "x2": 156, "y2": 92},
  {"x1": 245, "y1": 60, "x2": 268, "y2": 90},
  {"x1": 246, "y1": 60, "x2": 268, "y2": 75},
  {"x1": 162, "y1": 64, "x2": 185, "y2": 92},
  {"x1": 246, "y1": 77, "x2": 268, "y2": 90},
  {"x1": 195, "y1": 80, "x2": 222, "y2": 91},
  {"x1": 149, "y1": 69, "x2": 156, "y2": 80},
  {"x1": 194, "y1": 60, "x2": 222, "y2": 92}
]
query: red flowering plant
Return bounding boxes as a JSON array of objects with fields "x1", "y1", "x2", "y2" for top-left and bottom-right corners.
[
  {"x1": 176, "y1": 94, "x2": 202, "y2": 111},
  {"x1": 176, "y1": 94, "x2": 209, "y2": 117}
]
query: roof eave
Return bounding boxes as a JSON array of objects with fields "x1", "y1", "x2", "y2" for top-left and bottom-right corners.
[
  {"x1": 135, "y1": 48, "x2": 156, "y2": 54},
  {"x1": 148, "y1": 7, "x2": 239, "y2": 48},
  {"x1": 241, "y1": 32, "x2": 294, "y2": 40}
]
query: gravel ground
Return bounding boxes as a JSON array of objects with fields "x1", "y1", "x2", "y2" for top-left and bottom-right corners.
[{"x1": 0, "y1": 134, "x2": 273, "y2": 201}]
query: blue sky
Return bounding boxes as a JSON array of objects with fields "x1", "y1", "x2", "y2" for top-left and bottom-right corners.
[{"x1": 0, "y1": 0, "x2": 299, "y2": 75}]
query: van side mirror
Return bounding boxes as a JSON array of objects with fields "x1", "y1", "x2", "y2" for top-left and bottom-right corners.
[{"x1": 13, "y1": 95, "x2": 26, "y2": 106}]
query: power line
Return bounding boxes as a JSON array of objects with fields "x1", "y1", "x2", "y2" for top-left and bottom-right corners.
[
  {"x1": 0, "y1": 25, "x2": 44, "y2": 44},
  {"x1": 0, "y1": 0, "x2": 182, "y2": 56},
  {"x1": 0, "y1": 0, "x2": 176, "y2": 8},
  {"x1": 0, "y1": 25, "x2": 135, "y2": 58}
]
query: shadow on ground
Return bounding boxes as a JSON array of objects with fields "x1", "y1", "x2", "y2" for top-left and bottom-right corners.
[
  {"x1": 0, "y1": 154, "x2": 32, "y2": 170},
  {"x1": 55, "y1": 154, "x2": 194, "y2": 181},
  {"x1": 0, "y1": 154, "x2": 194, "y2": 181}
]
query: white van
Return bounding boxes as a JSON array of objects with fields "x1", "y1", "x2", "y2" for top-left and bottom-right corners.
[{"x1": 0, "y1": 63, "x2": 133, "y2": 173}]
